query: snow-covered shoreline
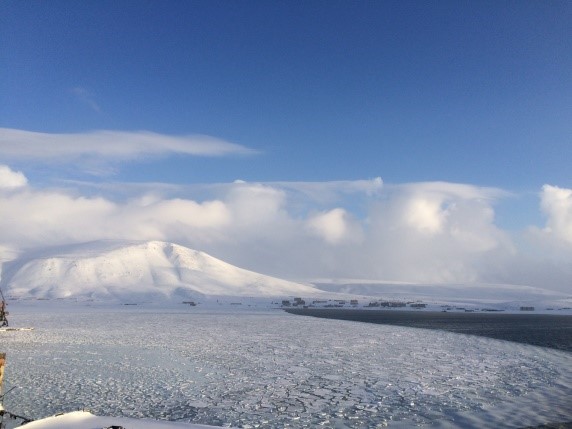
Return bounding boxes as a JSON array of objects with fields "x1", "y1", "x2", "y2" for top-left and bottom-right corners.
[{"x1": 4, "y1": 292, "x2": 572, "y2": 317}]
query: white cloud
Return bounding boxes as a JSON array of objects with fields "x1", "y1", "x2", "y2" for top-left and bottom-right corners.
[
  {"x1": 383, "y1": 183, "x2": 506, "y2": 244},
  {"x1": 403, "y1": 196, "x2": 447, "y2": 234},
  {"x1": 225, "y1": 182, "x2": 288, "y2": 228},
  {"x1": 540, "y1": 184, "x2": 572, "y2": 243},
  {"x1": 0, "y1": 165, "x2": 28, "y2": 188},
  {"x1": 306, "y1": 208, "x2": 359, "y2": 244},
  {"x1": 0, "y1": 128, "x2": 257, "y2": 162},
  {"x1": 360, "y1": 183, "x2": 512, "y2": 284},
  {"x1": 0, "y1": 188, "x2": 230, "y2": 253},
  {"x1": 0, "y1": 171, "x2": 570, "y2": 292}
]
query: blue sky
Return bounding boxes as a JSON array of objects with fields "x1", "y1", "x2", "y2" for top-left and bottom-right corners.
[{"x1": 1, "y1": 1, "x2": 571, "y2": 290}]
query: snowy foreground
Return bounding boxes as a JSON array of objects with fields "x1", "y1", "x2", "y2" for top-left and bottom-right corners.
[
  {"x1": 2, "y1": 304, "x2": 571, "y2": 429},
  {"x1": 21, "y1": 410, "x2": 223, "y2": 429}
]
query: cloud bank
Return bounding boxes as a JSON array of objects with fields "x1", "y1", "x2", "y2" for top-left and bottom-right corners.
[{"x1": 0, "y1": 165, "x2": 570, "y2": 292}]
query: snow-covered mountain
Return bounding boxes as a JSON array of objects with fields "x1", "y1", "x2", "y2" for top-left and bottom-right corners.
[{"x1": 0, "y1": 240, "x2": 321, "y2": 301}]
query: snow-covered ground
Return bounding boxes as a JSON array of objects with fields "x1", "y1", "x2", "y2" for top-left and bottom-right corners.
[
  {"x1": 21, "y1": 411, "x2": 224, "y2": 429},
  {"x1": 1, "y1": 304, "x2": 571, "y2": 429}
]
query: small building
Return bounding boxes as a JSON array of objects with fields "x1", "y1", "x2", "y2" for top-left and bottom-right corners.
[
  {"x1": 520, "y1": 306, "x2": 535, "y2": 311},
  {"x1": 350, "y1": 299, "x2": 359, "y2": 306},
  {"x1": 410, "y1": 303, "x2": 427, "y2": 308},
  {"x1": 281, "y1": 300, "x2": 291, "y2": 307}
]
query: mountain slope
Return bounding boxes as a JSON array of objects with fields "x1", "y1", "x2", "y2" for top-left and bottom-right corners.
[{"x1": 0, "y1": 240, "x2": 320, "y2": 301}]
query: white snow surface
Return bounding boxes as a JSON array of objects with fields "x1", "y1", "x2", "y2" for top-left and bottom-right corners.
[
  {"x1": 1, "y1": 304, "x2": 571, "y2": 429},
  {"x1": 22, "y1": 410, "x2": 225, "y2": 429},
  {"x1": 0, "y1": 240, "x2": 321, "y2": 301}
]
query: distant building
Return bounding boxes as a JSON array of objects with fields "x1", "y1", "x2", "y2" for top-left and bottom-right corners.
[
  {"x1": 410, "y1": 303, "x2": 426, "y2": 308},
  {"x1": 520, "y1": 306, "x2": 535, "y2": 311},
  {"x1": 388, "y1": 302, "x2": 406, "y2": 308}
]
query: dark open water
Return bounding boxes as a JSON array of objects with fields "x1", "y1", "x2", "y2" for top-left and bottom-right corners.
[{"x1": 285, "y1": 309, "x2": 572, "y2": 352}]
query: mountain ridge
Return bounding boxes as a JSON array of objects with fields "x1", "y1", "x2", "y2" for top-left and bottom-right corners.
[{"x1": 0, "y1": 240, "x2": 321, "y2": 301}]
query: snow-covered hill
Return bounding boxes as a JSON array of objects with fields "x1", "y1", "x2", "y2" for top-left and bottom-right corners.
[{"x1": 0, "y1": 240, "x2": 321, "y2": 301}]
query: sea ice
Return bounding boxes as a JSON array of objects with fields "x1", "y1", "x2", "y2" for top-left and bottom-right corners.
[{"x1": 1, "y1": 305, "x2": 570, "y2": 428}]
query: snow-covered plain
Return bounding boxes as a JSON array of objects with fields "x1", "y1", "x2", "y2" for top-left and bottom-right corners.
[{"x1": 1, "y1": 304, "x2": 571, "y2": 429}]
